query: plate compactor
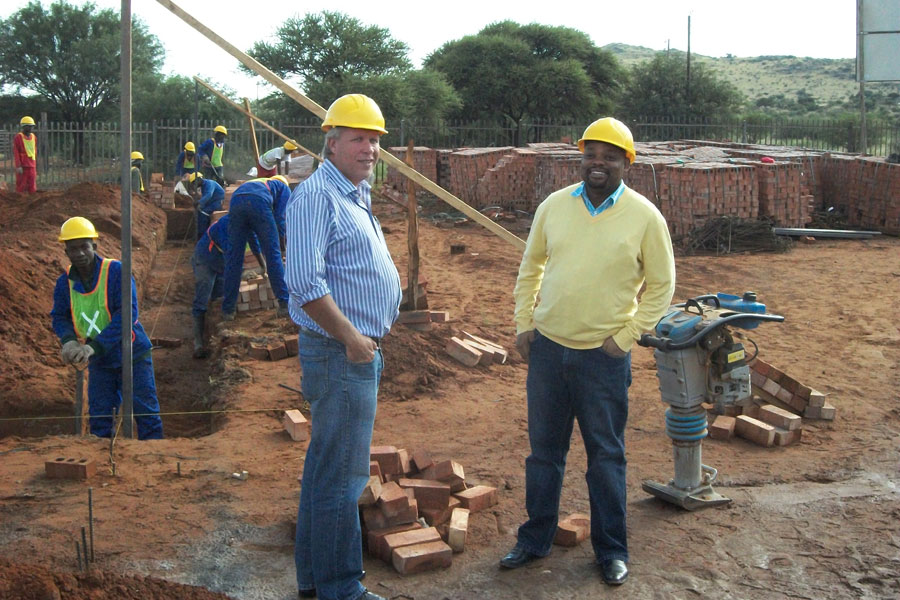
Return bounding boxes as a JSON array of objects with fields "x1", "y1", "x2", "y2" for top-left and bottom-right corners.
[{"x1": 638, "y1": 292, "x2": 784, "y2": 510}]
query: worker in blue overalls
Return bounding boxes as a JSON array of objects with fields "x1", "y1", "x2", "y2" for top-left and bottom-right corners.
[
  {"x1": 51, "y1": 217, "x2": 164, "y2": 440},
  {"x1": 222, "y1": 176, "x2": 291, "y2": 321},
  {"x1": 198, "y1": 125, "x2": 227, "y2": 186},
  {"x1": 186, "y1": 172, "x2": 225, "y2": 240},
  {"x1": 191, "y1": 214, "x2": 266, "y2": 358}
]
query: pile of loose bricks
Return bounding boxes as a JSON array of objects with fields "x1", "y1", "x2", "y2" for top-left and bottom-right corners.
[
  {"x1": 237, "y1": 274, "x2": 277, "y2": 314},
  {"x1": 385, "y1": 141, "x2": 900, "y2": 237},
  {"x1": 249, "y1": 333, "x2": 298, "y2": 361},
  {"x1": 708, "y1": 357, "x2": 836, "y2": 447}
]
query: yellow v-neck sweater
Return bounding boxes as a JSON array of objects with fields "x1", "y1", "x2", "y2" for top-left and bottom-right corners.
[{"x1": 514, "y1": 183, "x2": 676, "y2": 351}]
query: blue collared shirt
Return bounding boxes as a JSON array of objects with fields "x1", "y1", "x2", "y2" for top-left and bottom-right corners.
[
  {"x1": 573, "y1": 180, "x2": 625, "y2": 216},
  {"x1": 197, "y1": 179, "x2": 225, "y2": 215},
  {"x1": 285, "y1": 160, "x2": 401, "y2": 339}
]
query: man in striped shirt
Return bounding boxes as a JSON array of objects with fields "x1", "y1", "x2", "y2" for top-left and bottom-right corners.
[{"x1": 286, "y1": 94, "x2": 399, "y2": 600}]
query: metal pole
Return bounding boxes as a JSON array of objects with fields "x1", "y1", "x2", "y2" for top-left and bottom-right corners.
[
  {"x1": 120, "y1": 0, "x2": 135, "y2": 438},
  {"x1": 857, "y1": 0, "x2": 867, "y2": 155},
  {"x1": 88, "y1": 487, "x2": 95, "y2": 561},
  {"x1": 74, "y1": 369, "x2": 84, "y2": 435}
]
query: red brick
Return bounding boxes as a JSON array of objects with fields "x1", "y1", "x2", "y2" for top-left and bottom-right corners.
[
  {"x1": 378, "y1": 481, "x2": 411, "y2": 518},
  {"x1": 371, "y1": 446, "x2": 403, "y2": 475},
  {"x1": 741, "y1": 403, "x2": 760, "y2": 418},
  {"x1": 396, "y1": 310, "x2": 432, "y2": 325},
  {"x1": 758, "y1": 404, "x2": 802, "y2": 431},
  {"x1": 445, "y1": 337, "x2": 482, "y2": 367},
  {"x1": 284, "y1": 335, "x2": 299, "y2": 356},
  {"x1": 773, "y1": 427, "x2": 802, "y2": 446},
  {"x1": 361, "y1": 499, "x2": 418, "y2": 530},
  {"x1": 267, "y1": 342, "x2": 289, "y2": 361},
  {"x1": 795, "y1": 384, "x2": 812, "y2": 400},
  {"x1": 708, "y1": 415, "x2": 736, "y2": 440},
  {"x1": 804, "y1": 401, "x2": 836, "y2": 420},
  {"x1": 249, "y1": 342, "x2": 269, "y2": 360},
  {"x1": 397, "y1": 478, "x2": 451, "y2": 510},
  {"x1": 447, "y1": 508, "x2": 469, "y2": 552},
  {"x1": 391, "y1": 540, "x2": 453, "y2": 575},
  {"x1": 750, "y1": 370, "x2": 767, "y2": 389},
  {"x1": 751, "y1": 359, "x2": 771, "y2": 377},
  {"x1": 429, "y1": 311, "x2": 450, "y2": 323},
  {"x1": 370, "y1": 461, "x2": 383, "y2": 481},
  {"x1": 420, "y1": 460, "x2": 465, "y2": 491},
  {"x1": 807, "y1": 389, "x2": 827, "y2": 407},
  {"x1": 283, "y1": 409, "x2": 309, "y2": 441},
  {"x1": 398, "y1": 448, "x2": 412, "y2": 475},
  {"x1": 735, "y1": 415, "x2": 775, "y2": 447},
  {"x1": 358, "y1": 475, "x2": 383, "y2": 506},
  {"x1": 366, "y1": 522, "x2": 422, "y2": 553},
  {"x1": 459, "y1": 339, "x2": 499, "y2": 366},
  {"x1": 554, "y1": 519, "x2": 588, "y2": 547},
  {"x1": 761, "y1": 378, "x2": 781, "y2": 397},
  {"x1": 45, "y1": 457, "x2": 96, "y2": 480},
  {"x1": 419, "y1": 504, "x2": 453, "y2": 527},
  {"x1": 410, "y1": 448, "x2": 434, "y2": 473},
  {"x1": 460, "y1": 331, "x2": 508, "y2": 364},
  {"x1": 453, "y1": 485, "x2": 497, "y2": 512},
  {"x1": 377, "y1": 526, "x2": 442, "y2": 562}
]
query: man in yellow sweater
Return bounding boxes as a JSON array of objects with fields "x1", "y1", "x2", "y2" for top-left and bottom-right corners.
[{"x1": 500, "y1": 118, "x2": 675, "y2": 586}]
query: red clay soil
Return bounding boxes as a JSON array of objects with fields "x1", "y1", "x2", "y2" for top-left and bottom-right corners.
[
  {"x1": 0, "y1": 190, "x2": 899, "y2": 599},
  {"x1": 0, "y1": 184, "x2": 166, "y2": 434}
]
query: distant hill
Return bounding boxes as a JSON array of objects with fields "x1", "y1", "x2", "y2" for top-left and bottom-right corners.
[{"x1": 603, "y1": 43, "x2": 898, "y2": 111}]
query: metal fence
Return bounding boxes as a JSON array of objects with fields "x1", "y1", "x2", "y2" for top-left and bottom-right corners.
[{"x1": 3, "y1": 116, "x2": 898, "y2": 190}]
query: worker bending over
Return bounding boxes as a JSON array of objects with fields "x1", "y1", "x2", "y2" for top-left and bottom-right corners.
[
  {"x1": 187, "y1": 172, "x2": 225, "y2": 239},
  {"x1": 255, "y1": 140, "x2": 299, "y2": 178},
  {"x1": 222, "y1": 176, "x2": 291, "y2": 320},
  {"x1": 51, "y1": 217, "x2": 164, "y2": 440}
]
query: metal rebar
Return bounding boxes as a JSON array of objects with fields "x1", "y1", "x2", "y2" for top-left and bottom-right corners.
[
  {"x1": 81, "y1": 526, "x2": 88, "y2": 568},
  {"x1": 88, "y1": 487, "x2": 94, "y2": 562},
  {"x1": 177, "y1": 461, "x2": 182, "y2": 476},
  {"x1": 76, "y1": 540, "x2": 83, "y2": 571}
]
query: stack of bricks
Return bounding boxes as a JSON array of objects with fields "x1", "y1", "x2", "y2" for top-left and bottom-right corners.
[
  {"x1": 447, "y1": 147, "x2": 514, "y2": 207},
  {"x1": 435, "y1": 149, "x2": 454, "y2": 191},
  {"x1": 474, "y1": 148, "x2": 538, "y2": 211},
  {"x1": 384, "y1": 147, "x2": 438, "y2": 193},
  {"x1": 533, "y1": 149, "x2": 581, "y2": 205},
  {"x1": 659, "y1": 163, "x2": 759, "y2": 237},
  {"x1": 445, "y1": 331, "x2": 508, "y2": 367},
  {"x1": 147, "y1": 173, "x2": 174, "y2": 208},
  {"x1": 749, "y1": 358, "x2": 835, "y2": 420},
  {"x1": 237, "y1": 276, "x2": 277, "y2": 313},
  {"x1": 709, "y1": 402, "x2": 804, "y2": 447},
  {"x1": 626, "y1": 158, "x2": 678, "y2": 209},
  {"x1": 754, "y1": 161, "x2": 809, "y2": 227},
  {"x1": 249, "y1": 334, "x2": 298, "y2": 361},
  {"x1": 360, "y1": 445, "x2": 498, "y2": 574},
  {"x1": 844, "y1": 157, "x2": 900, "y2": 235}
]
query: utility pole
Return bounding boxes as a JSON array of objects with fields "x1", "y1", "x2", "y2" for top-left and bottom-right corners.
[
  {"x1": 857, "y1": 0, "x2": 867, "y2": 155},
  {"x1": 686, "y1": 15, "x2": 692, "y2": 111}
]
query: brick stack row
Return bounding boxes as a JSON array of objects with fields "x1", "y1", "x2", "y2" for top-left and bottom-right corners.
[
  {"x1": 147, "y1": 173, "x2": 174, "y2": 208},
  {"x1": 659, "y1": 163, "x2": 759, "y2": 237},
  {"x1": 843, "y1": 157, "x2": 900, "y2": 235},
  {"x1": 446, "y1": 147, "x2": 515, "y2": 207},
  {"x1": 384, "y1": 146, "x2": 438, "y2": 192},
  {"x1": 533, "y1": 149, "x2": 581, "y2": 206},
  {"x1": 475, "y1": 149, "x2": 537, "y2": 211},
  {"x1": 754, "y1": 161, "x2": 809, "y2": 227},
  {"x1": 237, "y1": 275, "x2": 277, "y2": 313}
]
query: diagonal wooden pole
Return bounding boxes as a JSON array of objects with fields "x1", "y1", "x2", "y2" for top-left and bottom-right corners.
[
  {"x1": 243, "y1": 98, "x2": 260, "y2": 160},
  {"x1": 156, "y1": 0, "x2": 525, "y2": 251}
]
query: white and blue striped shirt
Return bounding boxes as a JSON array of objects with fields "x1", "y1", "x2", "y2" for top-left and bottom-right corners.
[{"x1": 285, "y1": 159, "x2": 402, "y2": 338}]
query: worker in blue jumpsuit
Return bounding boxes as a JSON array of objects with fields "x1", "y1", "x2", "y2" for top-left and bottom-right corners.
[
  {"x1": 51, "y1": 217, "x2": 164, "y2": 440},
  {"x1": 187, "y1": 172, "x2": 225, "y2": 239},
  {"x1": 198, "y1": 125, "x2": 227, "y2": 186},
  {"x1": 175, "y1": 141, "x2": 198, "y2": 177},
  {"x1": 191, "y1": 214, "x2": 265, "y2": 358},
  {"x1": 222, "y1": 176, "x2": 291, "y2": 321}
]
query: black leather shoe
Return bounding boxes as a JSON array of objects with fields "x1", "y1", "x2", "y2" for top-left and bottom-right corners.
[
  {"x1": 360, "y1": 593, "x2": 386, "y2": 600},
  {"x1": 298, "y1": 571, "x2": 366, "y2": 598},
  {"x1": 499, "y1": 546, "x2": 541, "y2": 569},
  {"x1": 599, "y1": 559, "x2": 628, "y2": 585}
]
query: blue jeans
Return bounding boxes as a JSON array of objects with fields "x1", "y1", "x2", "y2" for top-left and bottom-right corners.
[
  {"x1": 191, "y1": 254, "x2": 223, "y2": 317},
  {"x1": 295, "y1": 330, "x2": 382, "y2": 600},
  {"x1": 221, "y1": 194, "x2": 288, "y2": 314},
  {"x1": 87, "y1": 354, "x2": 164, "y2": 440},
  {"x1": 516, "y1": 330, "x2": 631, "y2": 563}
]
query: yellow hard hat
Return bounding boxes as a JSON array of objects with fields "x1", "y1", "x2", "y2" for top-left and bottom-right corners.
[
  {"x1": 189, "y1": 172, "x2": 203, "y2": 183},
  {"x1": 577, "y1": 117, "x2": 636, "y2": 164},
  {"x1": 20, "y1": 116, "x2": 35, "y2": 126},
  {"x1": 184, "y1": 141, "x2": 196, "y2": 152},
  {"x1": 214, "y1": 125, "x2": 228, "y2": 135},
  {"x1": 270, "y1": 175, "x2": 289, "y2": 185},
  {"x1": 131, "y1": 151, "x2": 144, "y2": 161},
  {"x1": 283, "y1": 140, "x2": 298, "y2": 151},
  {"x1": 321, "y1": 94, "x2": 388, "y2": 134},
  {"x1": 59, "y1": 217, "x2": 99, "y2": 242}
]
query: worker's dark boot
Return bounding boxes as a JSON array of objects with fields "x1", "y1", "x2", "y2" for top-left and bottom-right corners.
[{"x1": 192, "y1": 314, "x2": 208, "y2": 359}]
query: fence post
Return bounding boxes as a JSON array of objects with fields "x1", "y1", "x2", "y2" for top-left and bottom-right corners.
[
  {"x1": 742, "y1": 120, "x2": 747, "y2": 144},
  {"x1": 152, "y1": 120, "x2": 158, "y2": 176}
]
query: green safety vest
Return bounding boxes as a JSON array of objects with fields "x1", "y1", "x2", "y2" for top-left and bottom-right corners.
[
  {"x1": 131, "y1": 166, "x2": 144, "y2": 192},
  {"x1": 21, "y1": 133, "x2": 36, "y2": 159},
  {"x1": 211, "y1": 142, "x2": 224, "y2": 167},
  {"x1": 184, "y1": 156, "x2": 195, "y2": 169},
  {"x1": 69, "y1": 258, "x2": 113, "y2": 340}
]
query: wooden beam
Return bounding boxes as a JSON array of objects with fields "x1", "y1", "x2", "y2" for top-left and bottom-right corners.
[
  {"x1": 157, "y1": 0, "x2": 525, "y2": 251},
  {"x1": 243, "y1": 98, "x2": 260, "y2": 160},
  {"x1": 406, "y1": 140, "x2": 420, "y2": 311}
]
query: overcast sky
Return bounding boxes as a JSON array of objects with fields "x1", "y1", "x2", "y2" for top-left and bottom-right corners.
[{"x1": 3, "y1": 0, "x2": 859, "y2": 100}]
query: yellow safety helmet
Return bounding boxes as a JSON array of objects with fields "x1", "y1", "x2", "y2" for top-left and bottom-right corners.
[
  {"x1": 214, "y1": 125, "x2": 228, "y2": 135},
  {"x1": 321, "y1": 94, "x2": 388, "y2": 134},
  {"x1": 270, "y1": 175, "x2": 289, "y2": 185},
  {"x1": 131, "y1": 151, "x2": 144, "y2": 161},
  {"x1": 184, "y1": 141, "x2": 196, "y2": 152},
  {"x1": 59, "y1": 217, "x2": 99, "y2": 242},
  {"x1": 283, "y1": 140, "x2": 298, "y2": 151},
  {"x1": 20, "y1": 116, "x2": 35, "y2": 126},
  {"x1": 189, "y1": 172, "x2": 203, "y2": 183},
  {"x1": 577, "y1": 117, "x2": 636, "y2": 164}
]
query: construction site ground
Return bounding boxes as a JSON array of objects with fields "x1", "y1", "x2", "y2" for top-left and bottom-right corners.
[{"x1": 1, "y1": 187, "x2": 899, "y2": 600}]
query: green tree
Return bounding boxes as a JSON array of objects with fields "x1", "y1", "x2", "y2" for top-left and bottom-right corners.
[
  {"x1": 247, "y1": 11, "x2": 411, "y2": 87},
  {"x1": 425, "y1": 21, "x2": 624, "y2": 135},
  {"x1": 621, "y1": 53, "x2": 743, "y2": 120},
  {"x1": 132, "y1": 75, "x2": 236, "y2": 123},
  {"x1": 0, "y1": 1, "x2": 164, "y2": 123}
]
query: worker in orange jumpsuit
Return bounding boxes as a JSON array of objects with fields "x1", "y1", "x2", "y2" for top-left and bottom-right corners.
[{"x1": 13, "y1": 116, "x2": 38, "y2": 194}]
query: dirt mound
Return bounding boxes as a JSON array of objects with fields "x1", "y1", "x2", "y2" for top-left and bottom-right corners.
[
  {"x1": 0, "y1": 559, "x2": 234, "y2": 600},
  {"x1": 0, "y1": 184, "x2": 166, "y2": 434}
]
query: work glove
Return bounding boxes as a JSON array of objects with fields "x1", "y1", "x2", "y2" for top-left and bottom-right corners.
[
  {"x1": 61, "y1": 340, "x2": 81, "y2": 364},
  {"x1": 72, "y1": 344, "x2": 95, "y2": 366}
]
